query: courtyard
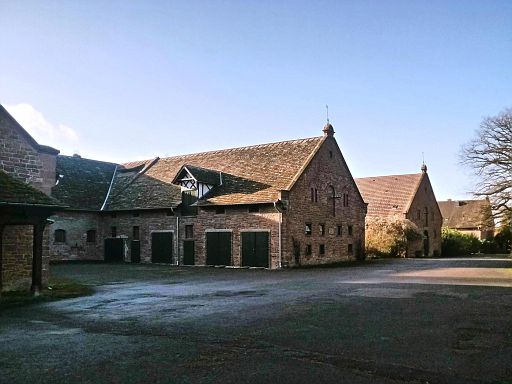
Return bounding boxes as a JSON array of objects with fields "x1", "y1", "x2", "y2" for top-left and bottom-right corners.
[{"x1": 1, "y1": 257, "x2": 511, "y2": 384}]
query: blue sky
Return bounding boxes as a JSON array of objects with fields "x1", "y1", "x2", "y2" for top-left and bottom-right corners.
[{"x1": 1, "y1": 0, "x2": 511, "y2": 200}]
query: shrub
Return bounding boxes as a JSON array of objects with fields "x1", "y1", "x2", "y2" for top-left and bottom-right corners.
[
  {"x1": 441, "y1": 228, "x2": 481, "y2": 256},
  {"x1": 494, "y1": 225, "x2": 511, "y2": 253},
  {"x1": 365, "y1": 217, "x2": 423, "y2": 258}
]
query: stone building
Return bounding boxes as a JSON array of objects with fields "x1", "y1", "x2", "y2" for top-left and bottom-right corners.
[
  {"x1": 438, "y1": 199, "x2": 495, "y2": 240},
  {"x1": 0, "y1": 105, "x2": 63, "y2": 293},
  {"x1": 355, "y1": 165, "x2": 442, "y2": 257},
  {"x1": 50, "y1": 123, "x2": 367, "y2": 268}
]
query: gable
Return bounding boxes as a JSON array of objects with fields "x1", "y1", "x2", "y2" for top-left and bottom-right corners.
[{"x1": 355, "y1": 173, "x2": 423, "y2": 217}]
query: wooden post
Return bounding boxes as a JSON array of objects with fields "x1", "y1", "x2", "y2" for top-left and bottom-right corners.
[{"x1": 31, "y1": 221, "x2": 45, "y2": 296}]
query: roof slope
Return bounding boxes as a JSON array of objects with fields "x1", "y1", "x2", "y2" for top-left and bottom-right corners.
[
  {"x1": 355, "y1": 173, "x2": 423, "y2": 217},
  {"x1": 438, "y1": 199, "x2": 494, "y2": 229},
  {"x1": 0, "y1": 170, "x2": 62, "y2": 207},
  {"x1": 106, "y1": 167, "x2": 182, "y2": 210},
  {"x1": 108, "y1": 136, "x2": 325, "y2": 208},
  {"x1": 52, "y1": 155, "x2": 117, "y2": 210}
]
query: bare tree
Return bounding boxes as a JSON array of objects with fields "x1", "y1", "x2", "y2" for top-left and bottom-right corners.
[{"x1": 461, "y1": 108, "x2": 512, "y2": 227}]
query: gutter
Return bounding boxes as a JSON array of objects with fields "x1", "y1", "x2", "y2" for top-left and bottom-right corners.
[{"x1": 100, "y1": 165, "x2": 118, "y2": 211}]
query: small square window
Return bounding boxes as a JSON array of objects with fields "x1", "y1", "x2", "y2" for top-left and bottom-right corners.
[
  {"x1": 305, "y1": 223, "x2": 312, "y2": 236},
  {"x1": 185, "y1": 225, "x2": 194, "y2": 239},
  {"x1": 319, "y1": 224, "x2": 325, "y2": 236},
  {"x1": 348, "y1": 244, "x2": 353, "y2": 254},
  {"x1": 54, "y1": 229, "x2": 66, "y2": 243},
  {"x1": 215, "y1": 206, "x2": 226, "y2": 214},
  {"x1": 337, "y1": 225, "x2": 342, "y2": 236},
  {"x1": 319, "y1": 244, "x2": 325, "y2": 255},
  {"x1": 132, "y1": 212, "x2": 140, "y2": 217},
  {"x1": 348, "y1": 225, "x2": 353, "y2": 236},
  {"x1": 110, "y1": 212, "x2": 117, "y2": 218},
  {"x1": 166, "y1": 209, "x2": 174, "y2": 216},
  {"x1": 111, "y1": 226, "x2": 117, "y2": 238},
  {"x1": 305, "y1": 244, "x2": 312, "y2": 256},
  {"x1": 133, "y1": 226, "x2": 140, "y2": 241},
  {"x1": 86, "y1": 229, "x2": 96, "y2": 243}
]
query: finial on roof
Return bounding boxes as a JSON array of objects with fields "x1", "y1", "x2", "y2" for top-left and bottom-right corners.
[
  {"x1": 323, "y1": 105, "x2": 335, "y2": 136},
  {"x1": 421, "y1": 152, "x2": 427, "y2": 172}
]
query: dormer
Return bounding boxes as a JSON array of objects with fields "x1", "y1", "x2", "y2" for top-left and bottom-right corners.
[{"x1": 172, "y1": 164, "x2": 222, "y2": 199}]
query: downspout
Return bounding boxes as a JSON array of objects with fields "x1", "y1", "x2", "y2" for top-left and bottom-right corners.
[
  {"x1": 274, "y1": 202, "x2": 282, "y2": 269},
  {"x1": 176, "y1": 215, "x2": 179, "y2": 265},
  {"x1": 100, "y1": 165, "x2": 118, "y2": 211}
]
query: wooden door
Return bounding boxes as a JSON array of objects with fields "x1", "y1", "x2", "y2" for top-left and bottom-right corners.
[
  {"x1": 206, "y1": 232, "x2": 232, "y2": 266},
  {"x1": 151, "y1": 232, "x2": 173, "y2": 263},
  {"x1": 241, "y1": 232, "x2": 269, "y2": 268}
]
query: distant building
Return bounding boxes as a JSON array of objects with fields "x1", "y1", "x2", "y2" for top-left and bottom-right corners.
[
  {"x1": 438, "y1": 199, "x2": 495, "y2": 240},
  {"x1": 355, "y1": 165, "x2": 442, "y2": 257},
  {"x1": 49, "y1": 123, "x2": 367, "y2": 268},
  {"x1": 0, "y1": 105, "x2": 63, "y2": 293}
]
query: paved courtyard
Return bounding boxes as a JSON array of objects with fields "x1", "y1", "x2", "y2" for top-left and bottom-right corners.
[{"x1": 1, "y1": 257, "x2": 511, "y2": 384}]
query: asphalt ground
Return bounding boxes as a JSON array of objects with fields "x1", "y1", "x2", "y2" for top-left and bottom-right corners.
[{"x1": 1, "y1": 257, "x2": 511, "y2": 384}]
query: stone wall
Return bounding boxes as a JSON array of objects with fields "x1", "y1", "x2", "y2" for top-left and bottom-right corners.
[
  {"x1": 1, "y1": 225, "x2": 50, "y2": 291},
  {"x1": 49, "y1": 211, "x2": 103, "y2": 261},
  {"x1": 0, "y1": 110, "x2": 57, "y2": 193},
  {"x1": 282, "y1": 136, "x2": 367, "y2": 266},
  {"x1": 406, "y1": 174, "x2": 443, "y2": 256}
]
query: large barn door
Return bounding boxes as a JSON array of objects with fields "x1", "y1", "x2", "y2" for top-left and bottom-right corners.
[
  {"x1": 242, "y1": 232, "x2": 269, "y2": 268},
  {"x1": 104, "y1": 238, "x2": 124, "y2": 262},
  {"x1": 151, "y1": 232, "x2": 173, "y2": 263},
  {"x1": 206, "y1": 232, "x2": 232, "y2": 266},
  {"x1": 184, "y1": 240, "x2": 195, "y2": 265}
]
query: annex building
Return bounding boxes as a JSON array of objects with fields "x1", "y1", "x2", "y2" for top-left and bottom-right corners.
[
  {"x1": 355, "y1": 166, "x2": 442, "y2": 257},
  {"x1": 438, "y1": 199, "x2": 495, "y2": 240},
  {"x1": 49, "y1": 123, "x2": 367, "y2": 268}
]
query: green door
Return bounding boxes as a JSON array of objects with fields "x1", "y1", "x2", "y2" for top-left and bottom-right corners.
[
  {"x1": 206, "y1": 232, "x2": 232, "y2": 266},
  {"x1": 131, "y1": 240, "x2": 141, "y2": 263},
  {"x1": 104, "y1": 238, "x2": 124, "y2": 262},
  {"x1": 151, "y1": 232, "x2": 173, "y2": 263},
  {"x1": 184, "y1": 240, "x2": 195, "y2": 265},
  {"x1": 242, "y1": 232, "x2": 269, "y2": 268}
]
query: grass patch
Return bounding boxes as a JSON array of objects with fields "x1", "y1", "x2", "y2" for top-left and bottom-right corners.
[{"x1": 0, "y1": 277, "x2": 94, "y2": 309}]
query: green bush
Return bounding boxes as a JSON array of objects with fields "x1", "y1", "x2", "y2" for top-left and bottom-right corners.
[
  {"x1": 494, "y1": 225, "x2": 511, "y2": 253},
  {"x1": 441, "y1": 228, "x2": 481, "y2": 256}
]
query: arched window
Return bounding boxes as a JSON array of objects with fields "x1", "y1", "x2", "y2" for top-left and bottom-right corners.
[
  {"x1": 329, "y1": 186, "x2": 336, "y2": 216},
  {"x1": 54, "y1": 229, "x2": 66, "y2": 243}
]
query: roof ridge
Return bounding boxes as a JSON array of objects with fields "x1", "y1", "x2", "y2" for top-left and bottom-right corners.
[
  {"x1": 124, "y1": 136, "x2": 323, "y2": 165},
  {"x1": 58, "y1": 154, "x2": 119, "y2": 166},
  {"x1": 355, "y1": 172, "x2": 422, "y2": 180}
]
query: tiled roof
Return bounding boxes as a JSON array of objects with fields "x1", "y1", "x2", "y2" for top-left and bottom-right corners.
[
  {"x1": 355, "y1": 173, "x2": 423, "y2": 217},
  {"x1": 0, "y1": 170, "x2": 62, "y2": 207},
  {"x1": 52, "y1": 155, "x2": 117, "y2": 210},
  {"x1": 438, "y1": 199, "x2": 494, "y2": 229},
  {"x1": 111, "y1": 136, "x2": 325, "y2": 207},
  {"x1": 106, "y1": 168, "x2": 182, "y2": 211}
]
